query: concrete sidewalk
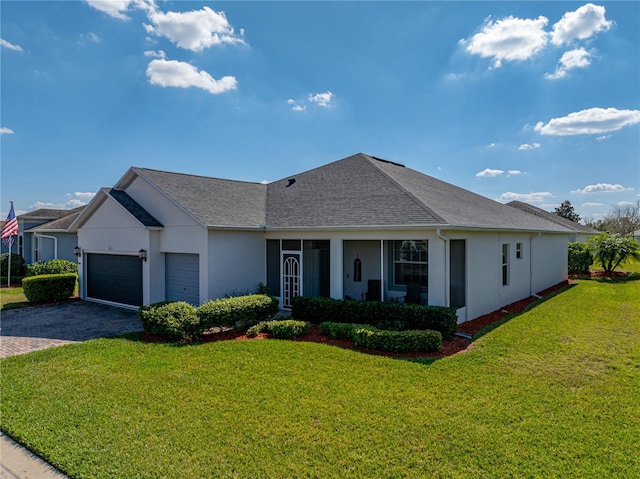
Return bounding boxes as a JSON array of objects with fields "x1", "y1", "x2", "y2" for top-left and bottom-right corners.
[{"x1": 1, "y1": 301, "x2": 142, "y2": 478}]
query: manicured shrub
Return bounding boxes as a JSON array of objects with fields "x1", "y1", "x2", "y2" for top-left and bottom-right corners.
[
  {"x1": 268, "y1": 320, "x2": 310, "y2": 339},
  {"x1": 319, "y1": 322, "x2": 362, "y2": 341},
  {"x1": 246, "y1": 321, "x2": 272, "y2": 337},
  {"x1": 25, "y1": 259, "x2": 78, "y2": 277},
  {"x1": 568, "y1": 242, "x2": 593, "y2": 275},
  {"x1": 0, "y1": 253, "x2": 25, "y2": 277},
  {"x1": 292, "y1": 296, "x2": 457, "y2": 340},
  {"x1": 197, "y1": 294, "x2": 279, "y2": 331},
  {"x1": 139, "y1": 301, "x2": 200, "y2": 341},
  {"x1": 352, "y1": 327, "x2": 442, "y2": 353},
  {"x1": 22, "y1": 273, "x2": 77, "y2": 302}
]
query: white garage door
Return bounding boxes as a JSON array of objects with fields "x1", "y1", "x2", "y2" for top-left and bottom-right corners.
[
  {"x1": 165, "y1": 253, "x2": 199, "y2": 305},
  {"x1": 86, "y1": 253, "x2": 143, "y2": 307}
]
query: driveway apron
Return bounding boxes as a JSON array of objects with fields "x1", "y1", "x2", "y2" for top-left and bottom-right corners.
[{"x1": 0, "y1": 301, "x2": 141, "y2": 358}]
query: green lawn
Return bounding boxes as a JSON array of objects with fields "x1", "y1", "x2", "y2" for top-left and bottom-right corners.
[
  {"x1": 1, "y1": 279, "x2": 639, "y2": 478},
  {"x1": 0, "y1": 286, "x2": 27, "y2": 310}
]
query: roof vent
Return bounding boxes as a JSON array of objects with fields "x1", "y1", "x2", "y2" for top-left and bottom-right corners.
[{"x1": 286, "y1": 178, "x2": 296, "y2": 187}]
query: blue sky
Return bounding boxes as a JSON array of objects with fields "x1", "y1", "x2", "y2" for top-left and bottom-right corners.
[{"x1": 2, "y1": 1, "x2": 639, "y2": 223}]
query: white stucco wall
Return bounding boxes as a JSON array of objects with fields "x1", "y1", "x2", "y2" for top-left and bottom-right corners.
[
  {"x1": 207, "y1": 230, "x2": 266, "y2": 300},
  {"x1": 531, "y1": 234, "x2": 568, "y2": 293}
]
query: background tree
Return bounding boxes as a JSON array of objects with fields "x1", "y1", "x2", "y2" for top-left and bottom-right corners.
[
  {"x1": 585, "y1": 201, "x2": 640, "y2": 236},
  {"x1": 587, "y1": 233, "x2": 640, "y2": 273},
  {"x1": 554, "y1": 200, "x2": 581, "y2": 223}
]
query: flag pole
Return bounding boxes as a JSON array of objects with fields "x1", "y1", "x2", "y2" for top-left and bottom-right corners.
[{"x1": 7, "y1": 232, "x2": 11, "y2": 287}]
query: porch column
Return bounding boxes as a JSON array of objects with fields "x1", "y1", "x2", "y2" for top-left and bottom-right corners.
[
  {"x1": 329, "y1": 238, "x2": 343, "y2": 299},
  {"x1": 380, "y1": 239, "x2": 384, "y2": 301}
]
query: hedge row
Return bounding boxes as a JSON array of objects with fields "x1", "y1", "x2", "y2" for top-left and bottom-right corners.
[
  {"x1": 25, "y1": 259, "x2": 78, "y2": 277},
  {"x1": 568, "y1": 242, "x2": 594, "y2": 275},
  {"x1": 320, "y1": 321, "x2": 441, "y2": 353},
  {"x1": 292, "y1": 296, "x2": 457, "y2": 340},
  {"x1": 22, "y1": 273, "x2": 77, "y2": 302},
  {"x1": 247, "y1": 320, "x2": 310, "y2": 339},
  {"x1": 139, "y1": 294, "x2": 279, "y2": 341}
]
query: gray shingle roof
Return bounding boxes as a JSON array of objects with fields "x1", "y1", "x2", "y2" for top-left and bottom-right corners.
[
  {"x1": 506, "y1": 201, "x2": 599, "y2": 234},
  {"x1": 134, "y1": 168, "x2": 267, "y2": 228},
  {"x1": 123, "y1": 154, "x2": 574, "y2": 233},
  {"x1": 109, "y1": 189, "x2": 163, "y2": 228},
  {"x1": 19, "y1": 208, "x2": 78, "y2": 220},
  {"x1": 25, "y1": 207, "x2": 86, "y2": 232}
]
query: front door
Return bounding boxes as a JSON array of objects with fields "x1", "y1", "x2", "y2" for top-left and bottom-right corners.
[{"x1": 282, "y1": 253, "x2": 301, "y2": 308}]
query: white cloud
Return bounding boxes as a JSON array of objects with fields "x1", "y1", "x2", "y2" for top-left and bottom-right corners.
[
  {"x1": 0, "y1": 127, "x2": 15, "y2": 135},
  {"x1": 308, "y1": 91, "x2": 334, "y2": 107},
  {"x1": 582, "y1": 202, "x2": 604, "y2": 207},
  {"x1": 144, "y1": 5, "x2": 245, "y2": 52},
  {"x1": 572, "y1": 183, "x2": 633, "y2": 194},
  {"x1": 146, "y1": 59, "x2": 237, "y2": 95},
  {"x1": 545, "y1": 47, "x2": 592, "y2": 79},
  {"x1": 1, "y1": 38, "x2": 23, "y2": 51},
  {"x1": 508, "y1": 170, "x2": 523, "y2": 176},
  {"x1": 463, "y1": 15, "x2": 549, "y2": 68},
  {"x1": 487, "y1": 143, "x2": 497, "y2": 148},
  {"x1": 79, "y1": 32, "x2": 101, "y2": 45},
  {"x1": 144, "y1": 50, "x2": 166, "y2": 58},
  {"x1": 84, "y1": 0, "x2": 144, "y2": 20},
  {"x1": 551, "y1": 3, "x2": 612, "y2": 46},
  {"x1": 476, "y1": 168, "x2": 504, "y2": 178},
  {"x1": 500, "y1": 191, "x2": 553, "y2": 203},
  {"x1": 68, "y1": 192, "x2": 96, "y2": 201},
  {"x1": 535, "y1": 107, "x2": 640, "y2": 135},
  {"x1": 518, "y1": 142, "x2": 540, "y2": 150},
  {"x1": 596, "y1": 134, "x2": 611, "y2": 141},
  {"x1": 287, "y1": 99, "x2": 306, "y2": 112}
]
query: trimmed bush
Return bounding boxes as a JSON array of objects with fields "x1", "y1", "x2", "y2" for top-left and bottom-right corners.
[
  {"x1": 197, "y1": 294, "x2": 279, "y2": 331},
  {"x1": 139, "y1": 301, "x2": 200, "y2": 341},
  {"x1": 0, "y1": 253, "x2": 25, "y2": 277},
  {"x1": 568, "y1": 242, "x2": 593, "y2": 275},
  {"x1": 22, "y1": 273, "x2": 77, "y2": 302},
  {"x1": 25, "y1": 259, "x2": 78, "y2": 277},
  {"x1": 353, "y1": 327, "x2": 442, "y2": 353},
  {"x1": 246, "y1": 320, "x2": 310, "y2": 339},
  {"x1": 268, "y1": 320, "x2": 310, "y2": 339},
  {"x1": 319, "y1": 322, "x2": 362, "y2": 341},
  {"x1": 292, "y1": 296, "x2": 457, "y2": 340}
]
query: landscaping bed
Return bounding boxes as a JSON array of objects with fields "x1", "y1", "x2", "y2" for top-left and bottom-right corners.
[{"x1": 141, "y1": 280, "x2": 571, "y2": 359}]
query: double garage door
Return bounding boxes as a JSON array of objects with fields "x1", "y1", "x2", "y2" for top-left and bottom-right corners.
[
  {"x1": 86, "y1": 253, "x2": 143, "y2": 307},
  {"x1": 86, "y1": 252, "x2": 199, "y2": 307}
]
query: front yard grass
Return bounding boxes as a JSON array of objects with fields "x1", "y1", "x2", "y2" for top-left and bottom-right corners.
[
  {"x1": 0, "y1": 286, "x2": 28, "y2": 310},
  {"x1": 1, "y1": 278, "x2": 639, "y2": 478}
]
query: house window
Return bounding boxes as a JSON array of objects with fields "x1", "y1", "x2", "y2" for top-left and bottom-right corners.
[
  {"x1": 502, "y1": 244, "x2": 509, "y2": 286},
  {"x1": 393, "y1": 240, "x2": 428, "y2": 287},
  {"x1": 516, "y1": 243, "x2": 523, "y2": 259}
]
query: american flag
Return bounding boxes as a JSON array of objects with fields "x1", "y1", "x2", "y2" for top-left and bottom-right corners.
[{"x1": 1, "y1": 202, "x2": 18, "y2": 246}]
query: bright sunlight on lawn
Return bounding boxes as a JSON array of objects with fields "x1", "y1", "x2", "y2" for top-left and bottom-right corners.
[{"x1": 1, "y1": 278, "x2": 639, "y2": 478}]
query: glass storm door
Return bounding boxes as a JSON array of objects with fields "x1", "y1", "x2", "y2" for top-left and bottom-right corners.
[{"x1": 282, "y1": 253, "x2": 301, "y2": 308}]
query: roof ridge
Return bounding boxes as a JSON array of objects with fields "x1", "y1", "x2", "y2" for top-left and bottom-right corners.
[
  {"x1": 133, "y1": 166, "x2": 266, "y2": 187},
  {"x1": 362, "y1": 154, "x2": 448, "y2": 224}
]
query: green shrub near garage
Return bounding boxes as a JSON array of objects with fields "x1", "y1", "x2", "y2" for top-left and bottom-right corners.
[
  {"x1": 138, "y1": 301, "x2": 200, "y2": 341},
  {"x1": 25, "y1": 259, "x2": 78, "y2": 277},
  {"x1": 197, "y1": 294, "x2": 279, "y2": 331},
  {"x1": 22, "y1": 273, "x2": 77, "y2": 303},
  {"x1": 0, "y1": 253, "x2": 25, "y2": 278}
]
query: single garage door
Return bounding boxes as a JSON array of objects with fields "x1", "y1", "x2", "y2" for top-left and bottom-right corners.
[
  {"x1": 165, "y1": 253, "x2": 199, "y2": 304},
  {"x1": 86, "y1": 253, "x2": 143, "y2": 307}
]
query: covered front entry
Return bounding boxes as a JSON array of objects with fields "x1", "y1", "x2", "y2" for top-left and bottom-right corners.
[
  {"x1": 267, "y1": 239, "x2": 330, "y2": 309},
  {"x1": 86, "y1": 253, "x2": 143, "y2": 307}
]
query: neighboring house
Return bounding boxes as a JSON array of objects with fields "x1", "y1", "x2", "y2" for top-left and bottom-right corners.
[
  {"x1": 0, "y1": 207, "x2": 84, "y2": 263},
  {"x1": 506, "y1": 201, "x2": 599, "y2": 243},
  {"x1": 25, "y1": 207, "x2": 85, "y2": 263},
  {"x1": 70, "y1": 153, "x2": 575, "y2": 323}
]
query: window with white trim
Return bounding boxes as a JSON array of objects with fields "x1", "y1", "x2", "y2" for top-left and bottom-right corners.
[
  {"x1": 502, "y1": 243, "x2": 509, "y2": 286},
  {"x1": 516, "y1": 242, "x2": 523, "y2": 259},
  {"x1": 393, "y1": 240, "x2": 428, "y2": 287}
]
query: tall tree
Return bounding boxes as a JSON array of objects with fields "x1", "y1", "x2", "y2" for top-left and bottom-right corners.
[
  {"x1": 554, "y1": 200, "x2": 581, "y2": 223},
  {"x1": 604, "y1": 201, "x2": 640, "y2": 237}
]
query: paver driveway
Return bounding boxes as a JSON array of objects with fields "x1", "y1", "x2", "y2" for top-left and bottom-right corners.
[{"x1": 0, "y1": 301, "x2": 142, "y2": 358}]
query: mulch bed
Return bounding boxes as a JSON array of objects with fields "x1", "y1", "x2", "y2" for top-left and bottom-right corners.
[{"x1": 141, "y1": 280, "x2": 572, "y2": 359}]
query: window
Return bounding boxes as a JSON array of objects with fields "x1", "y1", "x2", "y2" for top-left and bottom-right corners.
[
  {"x1": 516, "y1": 242, "x2": 523, "y2": 259},
  {"x1": 393, "y1": 240, "x2": 428, "y2": 287},
  {"x1": 502, "y1": 244, "x2": 509, "y2": 286}
]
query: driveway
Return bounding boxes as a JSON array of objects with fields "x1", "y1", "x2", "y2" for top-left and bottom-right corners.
[{"x1": 0, "y1": 301, "x2": 142, "y2": 358}]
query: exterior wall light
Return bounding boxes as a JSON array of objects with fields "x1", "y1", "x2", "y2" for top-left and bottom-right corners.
[
  {"x1": 138, "y1": 249, "x2": 147, "y2": 261},
  {"x1": 73, "y1": 246, "x2": 81, "y2": 257}
]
